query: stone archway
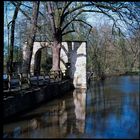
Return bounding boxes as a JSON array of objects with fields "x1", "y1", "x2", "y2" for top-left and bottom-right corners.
[
  {"x1": 34, "y1": 48, "x2": 41, "y2": 75},
  {"x1": 34, "y1": 46, "x2": 52, "y2": 75},
  {"x1": 30, "y1": 42, "x2": 49, "y2": 74},
  {"x1": 23, "y1": 41, "x2": 87, "y2": 89}
]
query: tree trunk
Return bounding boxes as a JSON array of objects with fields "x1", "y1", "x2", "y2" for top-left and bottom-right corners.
[
  {"x1": 8, "y1": 2, "x2": 21, "y2": 73},
  {"x1": 22, "y1": 45, "x2": 33, "y2": 73},
  {"x1": 22, "y1": 1, "x2": 40, "y2": 74},
  {"x1": 47, "y1": 2, "x2": 62, "y2": 79},
  {"x1": 50, "y1": 41, "x2": 62, "y2": 81},
  {"x1": 51, "y1": 42, "x2": 61, "y2": 71}
]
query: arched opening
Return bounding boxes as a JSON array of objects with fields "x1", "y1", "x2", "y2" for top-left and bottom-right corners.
[
  {"x1": 34, "y1": 49, "x2": 41, "y2": 75},
  {"x1": 34, "y1": 47, "x2": 52, "y2": 75}
]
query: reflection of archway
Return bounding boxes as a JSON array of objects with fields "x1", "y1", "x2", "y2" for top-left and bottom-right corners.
[{"x1": 34, "y1": 47, "x2": 52, "y2": 75}]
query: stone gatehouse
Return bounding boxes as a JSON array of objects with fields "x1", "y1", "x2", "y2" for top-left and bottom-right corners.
[{"x1": 22, "y1": 41, "x2": 87, "y2": 88}]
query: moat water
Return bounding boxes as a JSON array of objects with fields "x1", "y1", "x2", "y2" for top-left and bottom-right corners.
[{"x1": 3, "y1": 76, "x2": 139, "y2": 138}]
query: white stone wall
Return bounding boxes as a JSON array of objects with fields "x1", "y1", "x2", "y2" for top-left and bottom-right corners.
[
  {"x1": 23, "y1": 41, "x2": 87, "y2": 88},
  {"x1": 60, "y1": 42, "x2": 87, "y2": 89}
]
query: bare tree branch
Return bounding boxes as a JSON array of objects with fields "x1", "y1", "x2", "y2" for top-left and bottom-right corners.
[
  {"x1": 62, "y1": 3, "x2": 93, "y2": 21},
  {"x1": 46, "y1": 2, "x2": 56, "y2": 35},
  {"x1": 60, "y1": 2, "x2": 73, "y2": 26},
  {"x1": 62, "y1": 30, "x2": 75, "y2": 36},
  {"x1": 11, "y1": 1, "x2": 32, "y2": 20},
  {"x1": 61, "y1": 9, "x2": 102, "y2": 32}
]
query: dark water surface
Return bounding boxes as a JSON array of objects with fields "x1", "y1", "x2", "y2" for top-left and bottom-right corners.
[{"x1": 3, "y1": 76, "x2": 139, "y2": 138}]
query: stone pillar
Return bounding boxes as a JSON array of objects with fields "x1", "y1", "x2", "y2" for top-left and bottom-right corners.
[{"x1": 60, "y1": 42, "x2": 87, "y2": 89}]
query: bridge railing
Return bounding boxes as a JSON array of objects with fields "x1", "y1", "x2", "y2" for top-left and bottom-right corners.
[{"x1": 3, "y1": 70, "x2": 68, "y2": 92}]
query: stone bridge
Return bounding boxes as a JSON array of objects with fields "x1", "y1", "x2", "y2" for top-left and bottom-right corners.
[{"x1": 23, "y1": 41, "x2": 87, "y2": 89}]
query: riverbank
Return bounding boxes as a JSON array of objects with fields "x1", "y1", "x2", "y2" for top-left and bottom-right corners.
[
  {"x1": 92, "y1": 71, "x2": 140, "y2": 81},
  {"x1": 119, "y1": 71, "x2": 140, "y2": 76},
  {"x1": 3, "y1": 75, "x2": 139, "y2": 138},
  {"x1": 3, "y1": 79, "x2": 74, "y2": 122}
]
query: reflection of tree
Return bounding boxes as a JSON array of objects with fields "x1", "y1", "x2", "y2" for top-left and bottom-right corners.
[
  {"x1": 92, "y1": 79, "x2": 125, "y2": 115},
  {"x1": 25, "y1": 90, "x2": 80, "y2": 137},
  {"x1": 58, "y1": 88, "x2": 87, "y2": 137},
  {"x1": 85, "y1": 78, "x2": 128, "y2": 136},
  {"x1": 4, "y1": 89, "x2": 87, "y2": 138},
  {"x1": 93, "y1": 80, "x2": 105, "y2": 112},
  {"x1": 65, "y1": 92, "x2": 77, "y2": 134}
]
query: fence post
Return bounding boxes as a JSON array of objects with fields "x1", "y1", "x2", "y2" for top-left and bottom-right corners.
[
  {"x1": 37, "y1": 73, "x2": 39, "y2": 86},
  {"x1": 60, "y1": 70, "x2": 62, "y2": 81},
  {"x1": 43, "y1": 71, "x2": 46, "y2": 83},
  {"x1": 8, "y1": 74, "x2": 11, "y2": 91},
  {"x1": 18, "y1": 73, "x2": 22, "y2": 90},
  {"x1": 27, "y1": 73, "x2": 31, "y2": 88}
]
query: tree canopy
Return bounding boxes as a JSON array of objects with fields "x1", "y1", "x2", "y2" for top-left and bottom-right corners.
[{"x1": 4, "y1": 1, "x2": 140, "y2": 74}]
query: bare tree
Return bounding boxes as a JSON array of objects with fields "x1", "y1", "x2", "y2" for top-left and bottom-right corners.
[
  {"x1": 8, "y1": 1, "x2": 21, "y2": 73},
  {"x1": 127, "y1": 27, "x2": 140, "y2": 71},
  {"x1": 22, "y1": 1, "x2": 40, "y2": 73},
  {"x1": 8, "y1": 1, "x2": 139, "y2": 75},
  {"x1": 45, "y1": 1, "x2": 139, "y2": 76}
]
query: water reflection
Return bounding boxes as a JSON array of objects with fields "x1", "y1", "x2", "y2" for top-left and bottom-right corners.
[
  {"x1": 3, "y1": 88, "x2": 86, "y2": 138},
  {"x1": 3, "y1": 76, "x2": 139, "y2": 138},
  {"x1": 85, "y1": 76, "x2": 139, "y2": 138}
]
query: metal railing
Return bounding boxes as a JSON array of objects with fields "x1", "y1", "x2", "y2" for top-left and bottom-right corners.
[{"x1": 3, "y1": 70, "x2": 68, "y2": 92}]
